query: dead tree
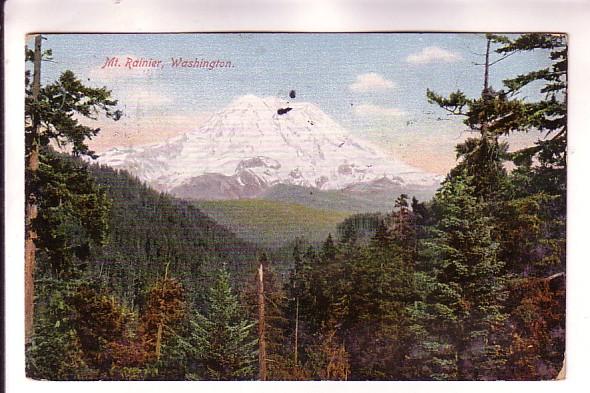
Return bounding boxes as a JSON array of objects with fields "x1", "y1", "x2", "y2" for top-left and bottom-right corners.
[
  {"x1": 257, "y1": 263, "x2": 267, "y2": 380},
  {"x1": 25, "y1": 34, "x2": 42, "y2": 345}
]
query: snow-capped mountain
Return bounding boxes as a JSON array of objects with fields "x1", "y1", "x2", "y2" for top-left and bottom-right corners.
[{"x1": 95, "y1": 95, "x2": 442, "y2": 200}]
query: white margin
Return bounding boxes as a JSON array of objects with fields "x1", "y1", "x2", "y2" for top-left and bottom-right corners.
[{"x1": 4, "y1": 1, "x2": 590, "y2": 392}]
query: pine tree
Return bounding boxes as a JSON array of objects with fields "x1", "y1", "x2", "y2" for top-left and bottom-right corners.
[
  {"x1": 26, "y1": 279, "x2": 97, "y2": 380},
  {"x1": 497, "y1": 34, "x2": 567, "y2": 200},
  {"x1": 33, "y1": 150, "x2": 111, "y2": 277},
  {"x1": 25, "y1": 38, "x2": 122, "y2": 343},
  {"x1": 321, "y1": 233, "x2": 337, "y2": 261},
  {"x1": 371, "y1": 219, "x2": 390, "y2": 247},
  {"x1": 187, "y1": 268, "x2": 256, "y2": 380},
  {"x1": 420, "y1": 34, "x2": 567, "y2": 380},
  {"x1": 496, "y1": 33, "x2": 567, "y2": 275},
  {"x1": 426, "y1": 34, "x2": 513, "y2": 202},
  {"x1": 343, "y1": 237, "x2": 416, "y2": 380},
  {"x1": 422, "y1": 174, "x2": 508, "y2": 380}
]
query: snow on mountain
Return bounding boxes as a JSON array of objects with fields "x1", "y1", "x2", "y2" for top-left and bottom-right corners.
[{"x1": 95, "y1": 95, "x2": 442, "y2": 199}]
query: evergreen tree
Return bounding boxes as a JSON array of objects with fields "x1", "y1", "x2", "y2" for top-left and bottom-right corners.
[
  {"x1": 339, "y1": 220, "x2": 358, "y2": 245},
  {"x1": 426, "y1": 34, "x2": 512, "y2": 202},
  {"x1": 321, "y1": 233, "x2": 337, "y2": 261},
  {"x1": 371, "y1": 219, "x2": 390, "y2": 247},
  {"x1": 343, "y1": 238, "x2": 416, "y2": 380},
  {"x1": 33, "y1": 149, "x2": 111, "y2": 277},
  {"x1": 25, "y1": 38, "x2": 122, "y2": 343},
  {"x1": 187, "y1": 268, "x2": 256, "y2": 380},
  {"x1": 26, "y1": 279, "x2": 97, "y2": 380},
  {"x1": 421, "y1": 174, "x2": 508, "y2": 379},
  {"x1": 496, "y1": 33, "x2": 567, "y2": 276},
  {"x1": 497, "y1": 34, "x2": 567, "y2": 202}
]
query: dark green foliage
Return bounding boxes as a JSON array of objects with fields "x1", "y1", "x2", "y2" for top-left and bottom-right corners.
[
  {"x1": 26, "y1": 64, "x2": 121, "y2": 274},
  {"x1": 86, "y1": 163, "x2": 258, "y2": 308},
  {"x1": 342, "y1": 242, "x2": 417, "y2": 379},
  {"x1": 25, "y1": 52, "x2": 124, "y2": 379},
  {"x1": 321, "y1": 233, "x2": 337, "y2": 261},
  {"x1": 33, "y1": 149, "x2": 111, "y2": 277},
  {"x1": 25, "y1": 69, "x2": 121, "y2": 158},
  {"x1": 421, "y1": 175, "x2": 508, "y2": 380},
  {"x1": 337, "y1": 213, "x2": 382, "y2": 243},
  {"x1": 284, "y1": 209, "x2": 419, "y2": 380},
  {"x1": 496, "y1": 33, "x2": 567, "y2": 278},
  {"x1": 415, "y1": 33, "x2": 566, "y2": 380},
  {"x1": 185, "y1": 268, "x2": 257, "y2": 380},
  {"x1": 26, "y1": 279, "x2": 97, "y2": 380},
  {"x1": 27, "y1": 279, "x2": 134, "y2": 380}
]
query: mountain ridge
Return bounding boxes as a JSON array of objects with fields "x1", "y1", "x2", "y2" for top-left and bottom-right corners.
[{"x1": 95, "y1": 95, "x2": 442, "y2": 200}]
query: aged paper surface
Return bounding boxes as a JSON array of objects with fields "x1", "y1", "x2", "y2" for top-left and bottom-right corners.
[{"x1": 4, "y1": 1, "x2": 589, "y2": 393}]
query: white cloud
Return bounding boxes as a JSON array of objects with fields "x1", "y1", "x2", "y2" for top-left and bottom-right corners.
[
  {"x1": 406, "y1": 46, "x2": 461, "y2": 64},
  {"x1": 353, "y1": 103, "x2": 406, "y2": 118},
  {"x1": 349, "y1": 73, "x2": 395, "y2": 93}
]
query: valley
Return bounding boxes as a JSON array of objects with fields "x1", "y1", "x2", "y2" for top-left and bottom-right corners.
[{"x1": 192, "y1": 198, "x2": 351, "y2": 248}]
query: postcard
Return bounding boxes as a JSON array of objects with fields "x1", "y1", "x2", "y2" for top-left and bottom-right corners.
[{"x1": 20, "y1": 32, "x2": 567, "y2": 382}]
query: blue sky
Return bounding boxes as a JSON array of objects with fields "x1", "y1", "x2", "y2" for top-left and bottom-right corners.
[{"x1": 33, "y1": 33, "x2": 552, "y2": 174}]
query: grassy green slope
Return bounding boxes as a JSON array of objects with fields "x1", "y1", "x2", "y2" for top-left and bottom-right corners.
[{"x1": 193, "y1": 199, "x2": 351, "y2": 248}]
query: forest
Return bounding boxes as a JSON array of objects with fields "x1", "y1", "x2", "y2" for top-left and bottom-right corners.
[{"x1": 24, "y1": 33, "x2": 566, "y2": 380}]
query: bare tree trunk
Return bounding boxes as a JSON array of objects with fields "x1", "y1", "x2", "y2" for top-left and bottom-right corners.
[
  {"x1": 294, "y1": 297, "x2": 299, "y2": 365},
  {"x1": 483, "y1": 36, "x2": 491, "y2": 95},
  {"x1": 481, "y1": 35, "x2": 492, "y2": 141},
  {"x1": 257, "y1": 263, "x2": 267, "y2": 380},
  {"x1": 155, "y1": 264, "x2": 170, "y2": 360},
  {"x1": 25, "y1": 34, "x2": 42, "y2": 346},
  {"x1": 155, "y1": 322, "x2": 163, "y2": 360}
]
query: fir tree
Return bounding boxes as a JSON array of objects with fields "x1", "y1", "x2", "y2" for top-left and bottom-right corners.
[
  {"x1": 321, "y1": 233, "x2": 337, "y2": 261},
  {"x1": 426, "y1": 34, "x2": 512, "y2": 201},
  {"x1": 187, "y1": 268, "x2": 257, "y2": 380},
  {"x1": 25, "y1": 38, "x2": 122, "y2": 344},
  {"x1": 423, "y1": 174, "x2": 508, "y2": 380}
]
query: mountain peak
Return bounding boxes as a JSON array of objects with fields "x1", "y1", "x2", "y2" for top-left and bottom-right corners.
[
  {"x1": 229, "y1": 94, "x2": 268, "y2": 105},
  {"x1": 95, "y1": 96, "x2": 442, "y2": 197}
]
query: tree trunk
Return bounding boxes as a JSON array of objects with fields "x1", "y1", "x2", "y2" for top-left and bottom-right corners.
[
  {"x1": 155, "y1": 322, "x2": 163, "y2": 360},
  {"x1": 155, "y1": 269, "x2": 168, "y2": 360},
  {"x1": 257, "y1": 263, "x2": 267, "y2": 380},
  {"x1": 483, "y1": 36, "x2": 491, "y2": 95},
  {"x1": 294, "y1": 297, "x2": 299, "y2": 365},
  {"x1": 25, "y1": 34, "x2": 42, "y2": 346}
]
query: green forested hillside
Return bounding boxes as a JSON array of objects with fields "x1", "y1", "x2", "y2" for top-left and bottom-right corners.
[{"x1": 87, "y1": 164, "x2": 259, "y2": 305}]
